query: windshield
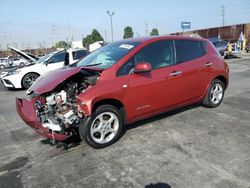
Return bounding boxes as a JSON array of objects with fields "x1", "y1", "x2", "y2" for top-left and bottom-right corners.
[
  {"x1": 36, "y1": 51, "x2": 57, "y2": 64},
  {"x1": 76, "y1": 41, "x2": 140, "y2": 69}
]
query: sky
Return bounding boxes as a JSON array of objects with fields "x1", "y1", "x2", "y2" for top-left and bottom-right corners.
[{"x1": 0, "y1": 0, "x2": 250, "y2": 49}]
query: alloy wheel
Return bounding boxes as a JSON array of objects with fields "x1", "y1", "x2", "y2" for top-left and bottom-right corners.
[
  {"x1": 23, "y1": 73, "x2": 38, "y2": 88},
  {"x1": 90, "y1": 112, "x2": 119, "y2": 144},
  {"x1": 210, "y1": 83, "x2": 223, "y2": 105}
]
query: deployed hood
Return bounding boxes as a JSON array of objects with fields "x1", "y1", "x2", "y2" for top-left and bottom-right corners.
[
  {"x1": 28, "y1": 66, "x2": 102, "y2": 95},
  {"x1": 9, "y1": 46, "x2": 37, "y2": 62}
]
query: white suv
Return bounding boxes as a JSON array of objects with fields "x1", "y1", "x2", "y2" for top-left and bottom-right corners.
[{"x1": 1, "y1": 48, "x2": 89, "y2": 89}]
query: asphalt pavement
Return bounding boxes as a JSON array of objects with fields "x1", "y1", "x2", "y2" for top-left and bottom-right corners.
[{"x1": 0, "y1": 54, "x2": 250, "y2": 188}]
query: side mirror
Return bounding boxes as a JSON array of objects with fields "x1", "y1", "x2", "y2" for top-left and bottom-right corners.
[{"x1": 134, "y1": 62, "x2": 152, "y2": 73}]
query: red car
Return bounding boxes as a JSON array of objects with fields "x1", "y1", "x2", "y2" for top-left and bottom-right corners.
[{"x1": 16, "y1": 36, "x2": 229, "y2": 148}]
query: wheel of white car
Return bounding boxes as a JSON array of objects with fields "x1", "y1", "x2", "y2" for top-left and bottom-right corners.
[
  {"x1": 79, "y1": 105, "x2": 124, "y2": 148},
  {"x1": 22, "y1": 73, "x2": 39, "y2": 89},
  {"x1": 0, "y1": 64, "x2": 5, "y2": 69}
]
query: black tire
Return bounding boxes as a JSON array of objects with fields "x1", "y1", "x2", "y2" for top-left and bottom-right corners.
[
  {"x1": 0, "y1": 64, "x2": 5, "y2": 69},
  {"x1": 202, "y1": 79, "x2": 225, "y2": 108},
  {"x1": 22, "y1": 73, "x2": 39, "y2": 89},
  {"x1": 79, "y1": 105, "x2": 124, "y2": 148}
]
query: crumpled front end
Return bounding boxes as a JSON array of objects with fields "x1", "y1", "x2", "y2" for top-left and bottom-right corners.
[
  {"x1": 16, "y1": 98, "x2": 68, "y2": 141},
  {"x1": 16, "y1": 67, "x2": 100, "y2": 142}
]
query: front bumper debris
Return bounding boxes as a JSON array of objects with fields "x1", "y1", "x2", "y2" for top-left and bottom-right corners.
[{"x1": 16, "y1": 98, "x2": 68, "y2": 141}]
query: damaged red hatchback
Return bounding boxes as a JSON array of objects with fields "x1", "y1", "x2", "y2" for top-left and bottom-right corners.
[{"x1": 16, "y1": 36, "x2": 229, "y2": 148}]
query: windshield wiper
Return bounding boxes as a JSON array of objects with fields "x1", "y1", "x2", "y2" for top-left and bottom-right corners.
[{"x1": 84, "y1": 63, "x2": 102, "y2": 67}]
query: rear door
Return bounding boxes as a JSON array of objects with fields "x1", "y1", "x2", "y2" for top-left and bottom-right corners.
[{"x1": 175, "y1": 39, "x2": 208, "y2": 101}]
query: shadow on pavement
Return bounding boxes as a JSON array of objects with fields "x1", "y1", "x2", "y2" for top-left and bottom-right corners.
[{"x1": 145, "y1": 182, "x2": 172, "y2": 188}]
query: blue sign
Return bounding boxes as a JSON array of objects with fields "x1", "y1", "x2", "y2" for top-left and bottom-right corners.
[{"x1": 181, "y1": 22, "x2": 191, "y2": 30}]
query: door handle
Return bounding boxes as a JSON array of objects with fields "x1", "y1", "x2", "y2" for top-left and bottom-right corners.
[
  {"x1": 170, "y1": 71, "x2": 182, "y2": 76},
  {"x1": 205, "y1": 62, "x2": 213, "y2": 67}
]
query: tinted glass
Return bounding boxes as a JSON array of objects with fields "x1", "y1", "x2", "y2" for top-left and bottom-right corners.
[
  {"x1": 176, "y1": 40, "x2": 206, "y2": 63},
  {"x1": 49, "y1": 51, "x2": 66, "y2": 63},
  {"x1": 117, "y1": 57, "x2": 135, "y2": 76},
  {"x1": 117, "y1": 40, "x2": 175, "y2": 76},
  {"x1": 73, "y1": 50, "x2": 88, "y2": 60}
]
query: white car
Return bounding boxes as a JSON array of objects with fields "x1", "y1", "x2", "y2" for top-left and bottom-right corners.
[
  {"x1": 7, "y1": 56, "x2": 28, "y2": 67},
  {"x1": 0, "y1": 46, "x2": 38, "y2": 69},
  {"x1": 1, "y1": 48, "x2": 89, "y2": 89},
  {"x1": 0, "y1": 58, "x2": 10, "y2": 69},
  {"x1": 0, "y1": 56, "x2": 31, "y2": 69}
]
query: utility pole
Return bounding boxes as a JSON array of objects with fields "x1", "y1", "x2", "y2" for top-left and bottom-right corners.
[
  {"x1": 221, "y1": 5, "x2": 225, "y2": 27},
  {"x1": 107, "y1": 11, "x2": 115, "y2": 42},
  {"x1": 145, "y1": 22, "x2": 148, "y2": 36},
  {"x1": 67, "y1": 20, "x2": 72, "y2": 44},
  {"x1": 51, "y1": 24, "x2": 58, "y2": 47}
]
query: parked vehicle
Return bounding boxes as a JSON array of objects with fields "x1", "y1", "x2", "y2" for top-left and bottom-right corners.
[
  {"x1": 209, "y1": 38, "x2": 228, "y2": 56},
  {"x1": 0, "y1": 57, "x2": 29, "y2": 69},
  {"x1": 16, "y1": 36, "x2": 229, "y2": 148},
  {"x1": 0, "y1": 47, "x2": 37, "y2": 70},
  {"x1": 89, "y1": 41, "x2": 104, "y2": 52},
  {"x1": 1, "y1": 48, "x2": 89, "y2": 89},
  {"x1": 8, "y1": 56, "x2": 28, "y2": 67},
  {"x1": 0, "y1": 58, "x2": 9, "y2": 69}
]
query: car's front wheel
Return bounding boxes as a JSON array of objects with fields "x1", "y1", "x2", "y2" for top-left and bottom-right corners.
[
  {"x1": 79, "y1": 105, "x2": 124, "y2": 148},
  {"x1": 202, "y1": 79, "x2": 225, "y2": 108},
  {"x1": 22, "y1": 73, "x2": 39, "y2": 89}
]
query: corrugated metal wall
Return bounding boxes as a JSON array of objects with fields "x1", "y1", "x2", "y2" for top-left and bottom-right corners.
[{"x1": 171, "y1": 23, "x2": 250, "y2": 42}]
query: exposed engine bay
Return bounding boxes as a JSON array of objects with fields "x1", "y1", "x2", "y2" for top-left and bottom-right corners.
[{"x1": 33, "y1": 69, "x2": 99, "y2": 137}]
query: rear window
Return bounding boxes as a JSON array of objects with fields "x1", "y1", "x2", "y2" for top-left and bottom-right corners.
[{"x1": 176, "y1": 40, "x2": 206, "y2": 63}]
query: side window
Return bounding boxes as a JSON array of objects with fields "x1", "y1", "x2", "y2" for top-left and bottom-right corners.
[
  {"x1": 117, "y1": 40, "x2": 176, "y2": 76},
  {"x1": 49, "y1": 51, "x2": 66, "y2": 63},
  {"x1": 117, "y1": 57, "x2": 135, "y2": 76},
  {"x1": 73, "y1": 50, "x2": 88, "y2": 60},
  {"x1": 176, "y1": 40, "x2": 206, "y2": 63}
]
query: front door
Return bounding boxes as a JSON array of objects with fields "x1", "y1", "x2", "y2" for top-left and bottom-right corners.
[
  {"x1": 118, "y1": 40, "x2": 186, "y2": 119},
  {"x1": 43, "y1": 51, "x2": 66, "y2": 72}
]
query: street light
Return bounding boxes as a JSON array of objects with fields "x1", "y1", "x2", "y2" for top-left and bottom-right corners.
[{"x1": 107, "y1": 10, "x2": 115, "y2": 42}]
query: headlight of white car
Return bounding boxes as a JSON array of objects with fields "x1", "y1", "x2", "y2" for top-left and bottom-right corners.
[
  {"x1": 13, "y1": 70, "x2": 22, "y2": 74},
  {"x1": 5, "y1": 69, "x2": 22, "y2": 76}
]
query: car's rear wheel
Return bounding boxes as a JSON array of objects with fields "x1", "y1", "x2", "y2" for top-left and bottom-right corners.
[
  {"x1": 22, "y1": 73, "x2": 39, "y2": 89},
  {"x1": 79, "y1": 105, "x2": 124, "y2": 148},
  {"x1": 0, "y1": 65, "x2": 5, "y2": 69},
  {"x1": 202, "y1": 79, "x2": 225, "y2": 108}
]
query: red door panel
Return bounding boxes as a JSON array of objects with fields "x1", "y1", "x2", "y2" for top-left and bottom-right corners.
[{"x1": 128, "y1": 64, "x2": 185, "y2": 119}]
